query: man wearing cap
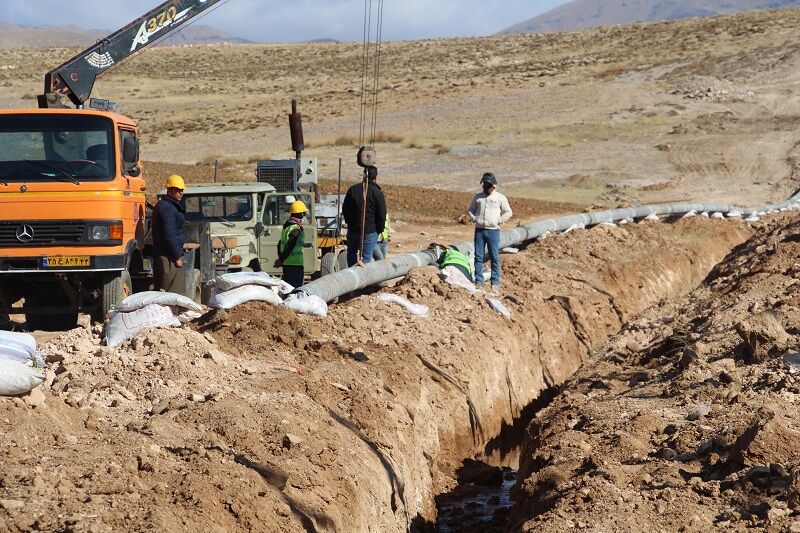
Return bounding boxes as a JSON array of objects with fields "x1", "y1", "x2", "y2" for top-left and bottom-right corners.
[
  {"x1": 152, "y1": 174, "x2": 187, "y2": 293},
  {"x1": 468, "y1": 172, "x2": 513, "y2": 294},
  {"x1": 274, "y1": 200, "x2": 308, "y2": 288}
]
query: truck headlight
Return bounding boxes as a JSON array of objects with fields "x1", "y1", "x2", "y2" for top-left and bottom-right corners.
[
  {"x1": 88, "y1": 223, "x2": 123, "y2": 241},
  {"x1": 89, "y1": 225, "x2": 110, "y2": 240}
]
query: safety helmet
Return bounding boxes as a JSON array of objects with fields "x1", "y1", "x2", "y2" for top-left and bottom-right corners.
[
  {"x1": 165, "y1": 174, "x2": 186, "y2": 190},
  {"x1": 480, "y1": 172, "x2": 497, "y2": 186},
  {"x1": 289, "y1": 200, "x2": 308, "y2": 214}
]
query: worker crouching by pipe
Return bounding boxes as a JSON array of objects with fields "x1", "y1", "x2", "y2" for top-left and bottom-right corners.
[{"x1": 274, "y1": 200, "x2": 308, "y2": 288}]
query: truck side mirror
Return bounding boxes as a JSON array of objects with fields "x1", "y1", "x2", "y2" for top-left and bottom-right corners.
[
  {"x1": 123, "y1": 136, "x2": 138, "y2": 164},
  {"x1": 254, "y1": 222, "x2": 264, "y2": 238}
]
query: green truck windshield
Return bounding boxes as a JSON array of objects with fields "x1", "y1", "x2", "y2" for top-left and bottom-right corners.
[
  {"x1": 0, "y1": 114, "x2": 115, "y2": 182},
  {"x1": 184, "y1": 194, "x2": 253, "y2": 222}
]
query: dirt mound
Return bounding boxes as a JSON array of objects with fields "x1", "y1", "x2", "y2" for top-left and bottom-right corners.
[
  {"x1": 510, "y1": 213, "x2": 800, "y2": 531},
  {"x1": 0, "y1": 217, "x2": 750, "y2": 532}
]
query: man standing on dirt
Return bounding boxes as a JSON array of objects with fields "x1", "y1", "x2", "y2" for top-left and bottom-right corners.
[
  {"x1": 274, "y1": 200, "x2": 308, "y2": 288},
  {"x1": 152, "y1": 174, "x2": 187, "y2": 294},
  {"x1": 342, "y1": 165, "x2": 387, "y2": 266},
  {"x1": 468, "y1": 172, "x2": 512, "y2": 294}
]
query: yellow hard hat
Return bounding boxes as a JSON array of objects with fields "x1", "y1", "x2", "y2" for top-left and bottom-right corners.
[
  {"x1": 165, "y1": 174, "x2": 185, "y2": 190},
  {"x1": 289, "y1": 200, "x2": 308, "y2": 214}
]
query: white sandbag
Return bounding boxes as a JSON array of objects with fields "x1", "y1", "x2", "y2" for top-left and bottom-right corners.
[
  {"x1": 681, "y1": 210, "x2": 697, "y2": 219},
  {"x1": 208, "y1": 285, "x2": 283, "y2": 309},
  {"x1": 501, "y1": 247, "x2": 519, "y2": 254},
  {"x1": 211, "y1": 271, "x2": 291, "y2": 293},
  {"x1": 598, "y1": 222, "x2": 617, "y2": 227},
  {"x1": 440, "y1": 266, "x2": 477, "y2": 293},
  {"x1": 486, "y1": 297, "x2": 512, "y2": 319},
  {"x1": 0, "y1": 330, "x2": 36, "y2": 352},
  {"x1": 700, "y1": 211, "x2": 710, "y2": 218},
  {"x1": 378, "y1": 293, "x2": 428, "y2": 316},
  {"x1": 643, "y1": 213, "x2": 660, "y2": 222},
  {"x1": 727, "y1": 211, "x2": 742, "y2": 218},
  {"x1": 711, "y1": 212, "x2": 725, "y2": 219},
  {"x1": 283, "y1": 292, "x2": 328, "y2": 318},
  {"x1": 0, "y1": 331, "x2": 44, "y2": 368},
  {"x1": 745, "y1": 215, "x2": 760, "y2": 222},
  {"x1": 0, "y1": 358, "x2": 44, "y2": 396},
  {"x1": 104, "y1": 304, "x2": 182, "y2": 347},
  {"x1": 114, "y1": 291, "x2": 202, "y2": 313}
]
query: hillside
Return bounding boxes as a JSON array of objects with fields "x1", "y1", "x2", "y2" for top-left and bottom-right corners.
[
  {"x1": 0, "y1": 20, "x2": 248, "y2": 48},
  {"x1": 499, "y1": 0, "x2": 800, "y2": 34}
]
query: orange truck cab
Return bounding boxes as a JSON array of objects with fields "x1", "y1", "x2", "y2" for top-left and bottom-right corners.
[{"x1": 0, "y1": 108, "x2": 145, "y2": 329}]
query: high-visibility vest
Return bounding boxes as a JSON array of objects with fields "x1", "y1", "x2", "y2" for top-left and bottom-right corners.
[
  {"x1": 439, "y1": 248, "x2": 472, "y2": 273},
  {"x1": 380, "y1": 214, "x2": 391, "y2": 241},
  {"x1": 279, "y1": 223, "x2": 305, "y2": 266}
]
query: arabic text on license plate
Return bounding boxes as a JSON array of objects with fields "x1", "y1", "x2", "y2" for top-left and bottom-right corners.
[{"x1": 43, "y1": 256, "x2": 90, "y2": 268}]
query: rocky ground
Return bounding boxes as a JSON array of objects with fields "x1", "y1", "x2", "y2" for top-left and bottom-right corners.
[
  {"x1": 510, "y1": 212, "x2": 800, "y2": 531},
  {"x1": 0, "y1": 215, "x2": 749, "y2": 532}
]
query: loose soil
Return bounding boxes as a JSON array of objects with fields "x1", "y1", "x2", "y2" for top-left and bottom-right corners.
[{"x1": 0, "y1": 217, "x2": 749, "y2": 532}]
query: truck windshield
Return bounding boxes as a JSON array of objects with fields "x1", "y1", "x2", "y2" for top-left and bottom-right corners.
[
  {"x1": 0, "y1": 114, "x2": 115, "y2": 182},
  {"x1": 184, "y1": 194, "x2": 253, "y2": 222}
]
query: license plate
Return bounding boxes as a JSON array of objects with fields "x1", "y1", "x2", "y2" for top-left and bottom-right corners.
[{"x1": 42, "y1": 256, "x2": 91, "y2": 268}]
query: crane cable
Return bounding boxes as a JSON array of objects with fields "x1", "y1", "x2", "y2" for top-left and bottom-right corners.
[{"x1": 356, "y1": 0, "x2": 384, "y2": 264}]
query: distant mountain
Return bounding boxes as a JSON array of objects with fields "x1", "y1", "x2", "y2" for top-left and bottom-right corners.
[
  {"x1": 0, "y1": 20, "x2": 250, "y2": 48},
  {"x1": 499, "y1": 0, "x2": 800, "y2": 34}
]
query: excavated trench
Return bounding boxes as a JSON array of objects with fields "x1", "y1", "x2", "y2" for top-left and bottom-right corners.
[
  {"x1": 417, "y1": 217, "x2": 753, "y2": 532},
  {"x1": 0, "y1": 217, "x2": 754, "y2": 533}
]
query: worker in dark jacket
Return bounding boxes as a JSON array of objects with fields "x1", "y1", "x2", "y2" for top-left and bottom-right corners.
[
  {"x1": 274, "y1": 200, "x2": 307, "y2": 288},
  {"x1": 342, "y1": 165, "x2": 386, "y2": 267},
  {"x1": 152, "y1": 174, "x2": 186, "y2": 294}
]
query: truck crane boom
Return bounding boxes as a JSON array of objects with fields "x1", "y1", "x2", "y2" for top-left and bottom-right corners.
[{"x1": 39, "y1": 0, "x2": 225, "y2": 109}]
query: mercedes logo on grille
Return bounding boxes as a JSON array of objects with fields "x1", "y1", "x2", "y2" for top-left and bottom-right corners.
[{"x1": 15, "y1": 224, "x2": 34, "y2": 243}]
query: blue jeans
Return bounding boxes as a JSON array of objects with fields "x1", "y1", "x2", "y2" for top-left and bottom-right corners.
[
  {"x1": 474, "y1": 228, "x2": 500, "y2": 286},
  {"x1": 347, "y1": 231, "x2": 378, "y2": 267},
  {"x1": 373, "y1": 240, "x2": 388, "y2": 261}
]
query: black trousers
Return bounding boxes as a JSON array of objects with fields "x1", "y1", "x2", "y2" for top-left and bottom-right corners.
[{"x1": 282, "y1": 265, "x2": 304, "y2": 288}]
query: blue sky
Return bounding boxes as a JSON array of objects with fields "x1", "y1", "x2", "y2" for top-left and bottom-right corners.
[{"x1": 0, "y1": 0, "x2": 571, "y2": 42}]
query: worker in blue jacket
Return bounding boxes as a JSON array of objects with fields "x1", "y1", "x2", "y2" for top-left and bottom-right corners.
[{"x1": 152, "y1": 175, "x2": 186, "y2": 294}]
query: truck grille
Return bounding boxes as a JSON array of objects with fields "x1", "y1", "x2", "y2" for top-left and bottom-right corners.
[{"x1": 0, "y1": 222, "x2": 85, "y2": 246}]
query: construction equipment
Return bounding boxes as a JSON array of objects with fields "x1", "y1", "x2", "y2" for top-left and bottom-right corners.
[{"x1": 0, "y1": 0, "x2": 225, "y2": 329}]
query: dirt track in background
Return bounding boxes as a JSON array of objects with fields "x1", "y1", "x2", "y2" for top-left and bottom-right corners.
[{"x1": 3, "y1": 8, "x2": 800, "y2": 207}]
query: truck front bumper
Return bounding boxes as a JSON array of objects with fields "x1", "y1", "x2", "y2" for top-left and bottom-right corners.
[{"x1": 0, "y1": 254, "x2": 125, "y2": 273}]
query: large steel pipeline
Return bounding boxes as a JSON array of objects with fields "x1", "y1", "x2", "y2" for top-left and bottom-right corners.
[{"x1": 301, "y1": 192, "x2": 800, "y2": 303}]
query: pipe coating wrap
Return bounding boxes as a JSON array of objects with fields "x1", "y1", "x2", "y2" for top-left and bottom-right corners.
[{"x1": 301, "y1": 192, "x2": 800, "y2": 303}]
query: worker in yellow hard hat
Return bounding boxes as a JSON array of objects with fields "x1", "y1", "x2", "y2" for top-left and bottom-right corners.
[
  {"x1": 152, "y1": 175, "x2": 187, "y2": 293},
  {"x1": 274, "y1": 199, "x2": 308, "y2": 288}
]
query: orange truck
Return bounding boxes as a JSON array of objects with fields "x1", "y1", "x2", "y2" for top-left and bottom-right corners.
[{"x1": 0, "y1": 1, "x2": 223, "y2": 329}]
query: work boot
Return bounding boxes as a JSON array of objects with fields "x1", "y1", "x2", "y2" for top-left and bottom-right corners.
[{"x1": 491, "y1": 284, "x2": 501, "y2": 296}]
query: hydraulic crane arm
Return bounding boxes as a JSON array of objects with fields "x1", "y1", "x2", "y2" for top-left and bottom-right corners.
[{"x1": 39, "y1": 0, "x2": 225, "y2": 108}]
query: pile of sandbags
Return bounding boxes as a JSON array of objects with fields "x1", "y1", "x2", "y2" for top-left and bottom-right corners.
[
  {"x1": 0, "y1": 330, "x2": 45, "y2": 396},
  {"x1": 208, "y1": 272, "x2": 293, "y2": 309},
  {"x1": 104, "y1": 291, "x2": 203, "y2": 347}
]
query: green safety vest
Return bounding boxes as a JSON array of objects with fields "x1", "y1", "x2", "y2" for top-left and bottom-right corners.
[
  {"x1": 279, "y1": 223, "x2": 305, "y2": 267},
  {"x1": 380, "y1": 214, "x2": 391, "y2": 241},
  {"x1": 439, "y1": 248, "x2": 472, "y2": 273}
]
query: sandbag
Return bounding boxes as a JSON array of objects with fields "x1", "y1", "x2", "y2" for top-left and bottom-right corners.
[
  {"x1": 0, "y1": 331, "x2": 44, "y2": 368},
  {"x1": 208, "y1": 285, "x2": 283, "y2": 309},
  {"x1": 283, "y1": 292, "x2": 328, "y2": 318},
  {"x1": 378, "y1": 293, "x2": 428, "y2": 316},
  {"x1": 114, "y1": 291, "x2": 202, "y2": 313},
  {"x1": 104, "y1": 304, "x2": 182, "y2": 347},
  {"x1": 486, "y1": 297, "x2": 512, "y2": 319},
  {"x1": 0, "y1": 358, "x2": 44, "y2": 396},
  {"x1": 211, "y1": 272, "x2": 292, "y2": 294}
]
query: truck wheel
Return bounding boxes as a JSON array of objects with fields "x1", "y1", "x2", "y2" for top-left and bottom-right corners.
[
  {"x1": 100, "y1": 270, "x2": 132, "y2": 319},
  {"x1": 320, "y1": 252, "x2": 338, "y2": 277},
  {"x1": 23, "y1": 296, "x2": 45, "y2": 332}
]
